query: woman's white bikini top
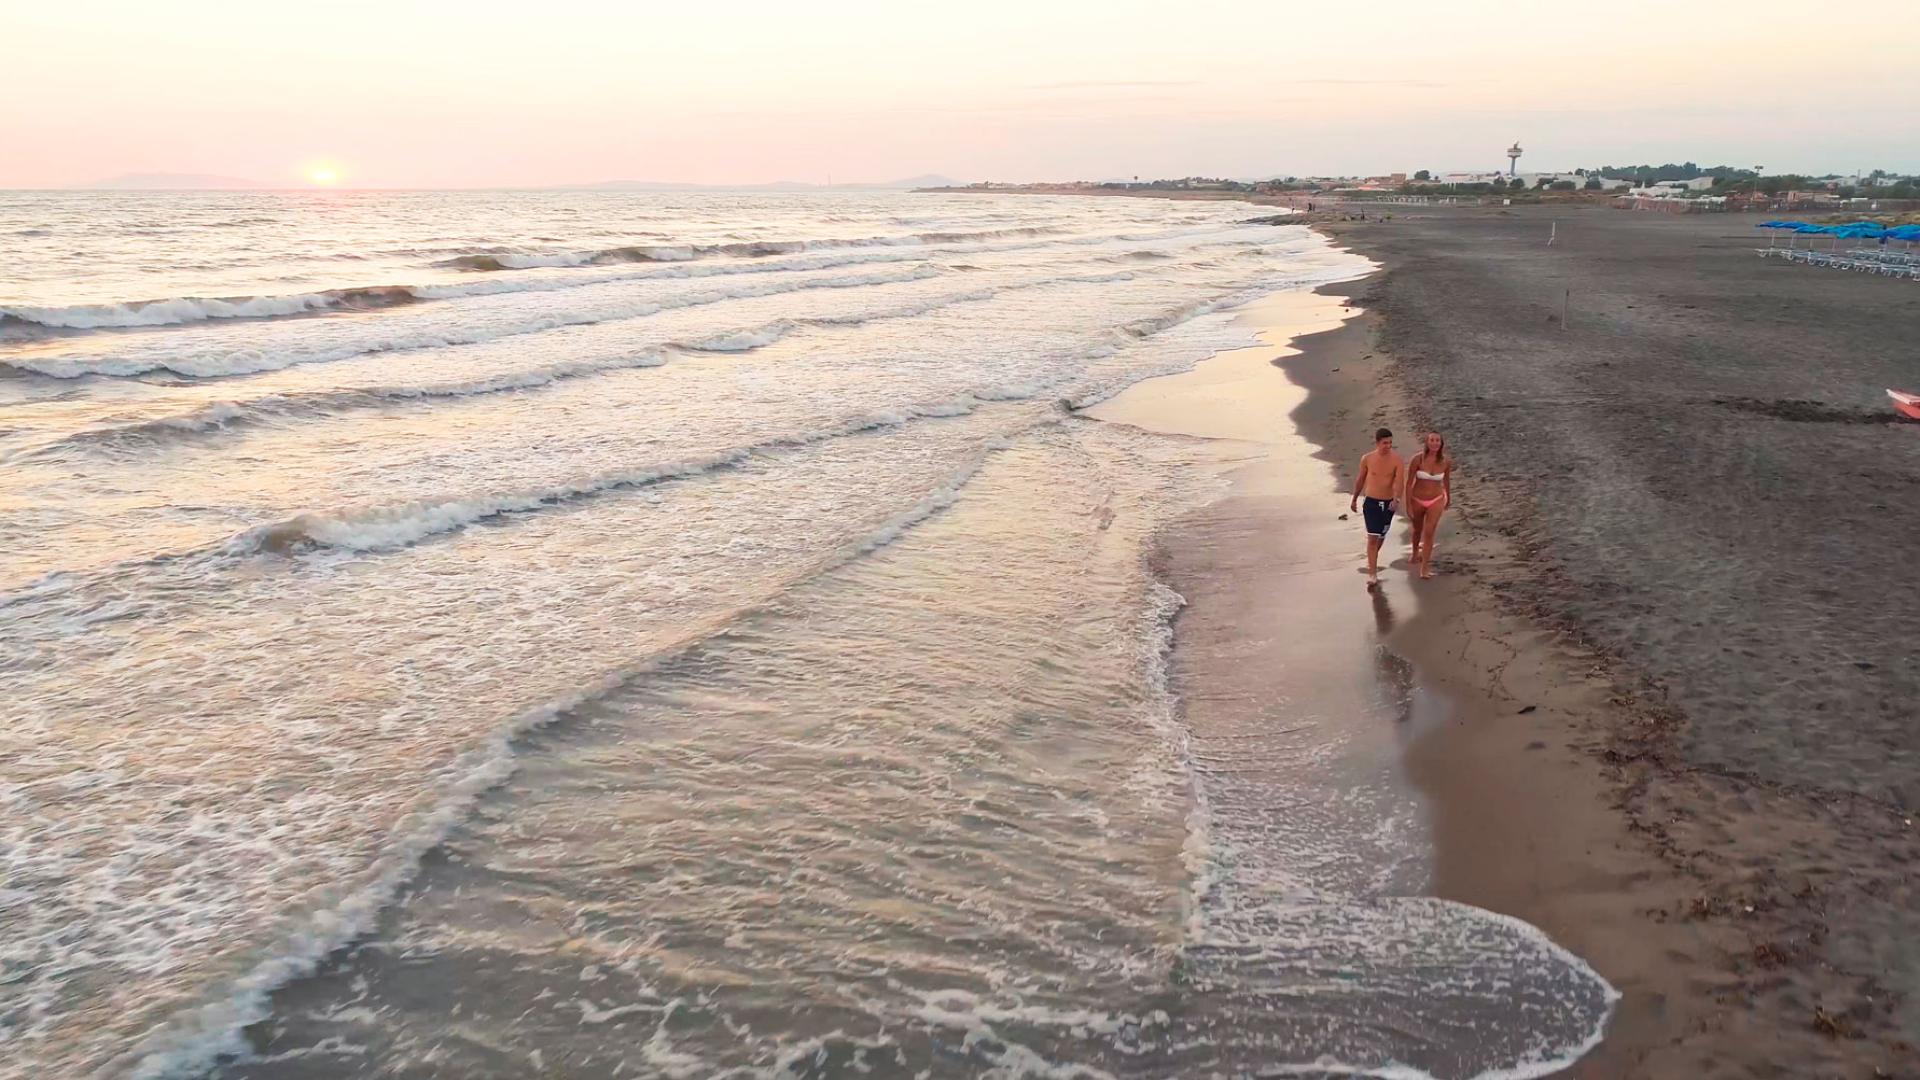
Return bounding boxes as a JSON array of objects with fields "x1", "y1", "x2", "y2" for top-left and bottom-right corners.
[{"x1": 1414, "y1": 469, "x2": 1445, "y2": 482}]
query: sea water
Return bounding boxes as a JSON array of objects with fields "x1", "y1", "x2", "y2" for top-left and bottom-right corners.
[{"x1": 0, "y1": 190, "x2": 1611, "y2": 1078}]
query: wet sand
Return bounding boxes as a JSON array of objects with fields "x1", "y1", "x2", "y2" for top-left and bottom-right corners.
[
  {"x1": 1302, "y1": 208, "x2": 1920, "y2": 1076},
  {"x1": 1087, "y1": 203, "x2": 1920, "y2": 1073},
  {"x1": 1089, "y1": 290, "x2": 1635, "y2": 1076}
]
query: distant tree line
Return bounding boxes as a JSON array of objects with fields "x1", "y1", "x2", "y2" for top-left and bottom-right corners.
[
  {"x1": 1589, "y1": 161, "x2": 1745, "y2": 184},
  {"x1": 1585, "y1": 163, "x2": 1918, "y2": 199},
  {"x1": 1098, "y1": 168, "x2": 1917, "y2": 201}
]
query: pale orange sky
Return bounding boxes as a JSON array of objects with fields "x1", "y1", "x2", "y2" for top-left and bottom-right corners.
[{"x1": 3, "y1": 0, "x2": 1916, "y2": 188}]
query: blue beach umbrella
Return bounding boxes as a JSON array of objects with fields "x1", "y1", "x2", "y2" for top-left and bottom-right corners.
[
  {"x1": 1786, "y1": 223, "x2": 1827, "y2": 250},
  {"x1": 1888, "y1": 224, "x2": 1920, "y2": 256},
  {"x1": 1822, "y1": 225, "x2": 1871, "y2": 250}
]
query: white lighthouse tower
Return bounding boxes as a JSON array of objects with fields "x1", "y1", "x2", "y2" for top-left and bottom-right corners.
[{"x1": 1506, "y1": 141, "x2": 1524, "y2": 177}]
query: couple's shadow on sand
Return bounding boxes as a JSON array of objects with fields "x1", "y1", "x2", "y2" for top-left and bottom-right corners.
[{"x1": 1359, "y1": 556, "x2": 1431, "y2": 627}]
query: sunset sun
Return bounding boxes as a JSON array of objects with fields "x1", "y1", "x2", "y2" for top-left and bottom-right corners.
[{"x1": 305, "y1": 163, "x2": 342, "y2": 186}]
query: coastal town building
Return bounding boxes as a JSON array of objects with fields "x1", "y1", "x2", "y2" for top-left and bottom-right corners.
[
  {"x1": 1513, "y1": 172, "x2": 1628, "y2": 190},
  {"x1": 1342, "y1": 173, "x2": 1409, "y2": 191},
  {"x1": 1420, "y1": 170, "x2": 1629, "y2": 192},
  {"x1": 1624, "y1": 177, "x2": 1722, "y2": 198}
]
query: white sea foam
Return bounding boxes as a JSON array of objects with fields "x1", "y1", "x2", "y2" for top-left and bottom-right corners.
[
  {"x1": 229, "y1": 450, "x2": 751, "y2": 553},
  {"x1": 109, "y1": 444, "x2": 1012, "y2": 1080},
  {"x1": 4, "y1": 265, "x2": 943, "y2": 379},
  {"x1": 0, "y1": 220, "x2": 1247, "y2": 346},
  {"x1": 28, "y1": 275, "x2": 1117, "y2": 454},
  {"x1": 223, "y1": 388, "x2": 1041, "y2": 556},
  {"x1": 119, "y1": 668, "x2": 636, "y2": 1080},
  {"x1": 3, "y1": 293, "x2": 350, "y2": 330},
  {"x1": 438, "y1": 226, "x2": 1072, "y2": 273},
  {"x1": 0, "y1": 252, "x2": 944, "y2": 346},
  {"x1": 687, "y1": 321, "x2": 798, "y2": 353}
]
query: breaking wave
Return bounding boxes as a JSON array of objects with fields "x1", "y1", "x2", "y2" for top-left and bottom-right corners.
[
  {"x1": 113, "y1": 441, "x2": 1007, "y2": 1080},
  {"x1": 39, "y1": 353, "x2": 674, "y2": 449},
  {"x1": 24, "y1": 271, "x2": 1178, "y2": 452},
  {"x1": 435, "y1": 226, "x2": 1068, "y2": 272},
  {"x1": 0, "y1": 287, "x2": 422, "y2": 333},
  {"x1": 0, "y1": 223, "x2": 1245, "y2": 347},
  {"x1": 1, "y1": 265, "x2": 945, "y2": 380},
  {"x1": 0, "y1": 253, "x2": 932, "y2": 340},
  {"x1": 27, "y1": 273, "x2": 1256, "y2": 464},
  {"x1": 438, "y1": 246, "x2": 698, "y2": 271},
  {"x1": 226, "y1": 389, "x2": 1048, "y2": 556},
  {"x1": 114, "y1": 283, "x2": 1256, "y2": 561}
]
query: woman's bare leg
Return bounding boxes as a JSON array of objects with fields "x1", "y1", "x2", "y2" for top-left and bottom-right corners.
[
  {"x1": 1405, "y1": 507, "x2": 1426, "y2": 569},
  {"x1": 1418, "y1": 508, "x2": 1443, "y2": 578}
]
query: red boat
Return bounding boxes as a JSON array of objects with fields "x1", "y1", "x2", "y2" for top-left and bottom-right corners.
[{"x1": 1891, "y1": 389, "x2": 1920, "y2": 421}]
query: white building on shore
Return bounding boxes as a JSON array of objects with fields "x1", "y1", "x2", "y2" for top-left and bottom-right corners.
[
  {"x1": 1627, "y1": 177, "x2": 1719, "y2": 197},
  {"x1": 1430, "y1": 170, "x2": 1631, "y2": 190}
]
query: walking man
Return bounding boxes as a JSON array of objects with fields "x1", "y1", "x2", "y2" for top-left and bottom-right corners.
[{"x1": 1349, "y1": 427, "x2": 1404, "y2": 589}]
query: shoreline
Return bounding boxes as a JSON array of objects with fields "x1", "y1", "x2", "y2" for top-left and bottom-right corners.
[
  {"x1": 1089, "y1": 281, "x2": 1626, "y2": 1075},
  {"x1": 1091, "y1": 197, "x2": 1917, "y2": 1076},
  {"x1": 1273, "y1": 269, "x2": 1707, "y2": 1076}
]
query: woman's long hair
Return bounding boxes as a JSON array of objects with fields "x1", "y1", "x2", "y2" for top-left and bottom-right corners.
[{"x1": 1416, "y1": 432, "x2": 1447, "y2": 475}]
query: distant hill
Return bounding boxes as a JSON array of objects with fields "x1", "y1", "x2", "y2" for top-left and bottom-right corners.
[
  {"x1": 878, "y1": 174, "x2": 963, "y2": 190},
  {"x1": 65, "y1": 172, "x2": 971, "y2": 192},
  {"x1": 563, "y1": 174, "x2": 964, "y2": 192},
  {"x1": 76, "y1": 172, "x2": 270, "y2": 190}
]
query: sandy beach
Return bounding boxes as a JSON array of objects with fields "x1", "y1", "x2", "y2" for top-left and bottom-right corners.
[
  {"x1": 1287, "y1": 206, "x2": 1918, "y2": 1075},
  {"x1": 1083, "y1": 199, "x2": 1920, "y2": 1076}
]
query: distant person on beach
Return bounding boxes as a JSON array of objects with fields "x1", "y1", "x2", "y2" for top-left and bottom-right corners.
[
  {"x1": 1349, "y1": 428, "x2": 1404, "y2": 589},
  {"x1": 1402, "y1": 431, "x2": 1453, "y2": 580}
]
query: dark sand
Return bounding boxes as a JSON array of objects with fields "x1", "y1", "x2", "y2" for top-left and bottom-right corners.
[
  {"x1": 1303, "y1": 207, "x2": 1920, "y2": 1076},
  {"x1": 1329, "y1": 206, "x2": 1920, "y2": 803}
]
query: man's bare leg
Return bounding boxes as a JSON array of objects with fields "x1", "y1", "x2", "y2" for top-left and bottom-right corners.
[{"x1": 1365, "y1": 535, "x2": 1382, "y2": 587}]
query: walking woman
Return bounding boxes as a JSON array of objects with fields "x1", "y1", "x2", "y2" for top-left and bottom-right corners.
[{"x1": 1401, "y1": 432, "x2": 1453, "y2": 579}]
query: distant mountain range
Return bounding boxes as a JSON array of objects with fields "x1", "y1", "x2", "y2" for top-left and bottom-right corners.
[
  {"x1": 65, "y1": 172, "x2": 967, "y2": 192},
  {"x1": 77, "y1": 172, "x2": 271, "y2": 190}
]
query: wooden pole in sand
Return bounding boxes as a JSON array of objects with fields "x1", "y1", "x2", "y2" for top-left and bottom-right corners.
[{"x1": 1562, "y1": 287, "x2": 1570, "y2": 331}]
